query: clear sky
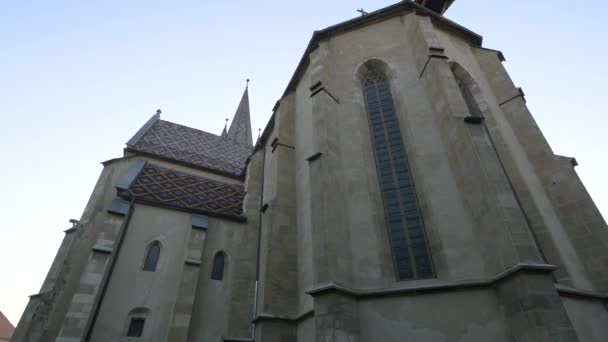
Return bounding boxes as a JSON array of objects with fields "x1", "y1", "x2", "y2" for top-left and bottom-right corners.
[{"x1": 1, "y1": 0, "x2": 606, "y2": 325}]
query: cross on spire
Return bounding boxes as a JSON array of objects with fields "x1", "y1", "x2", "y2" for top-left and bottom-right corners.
[{"x1": 357, "y1": 8, "x2": 368, "y2": 16}]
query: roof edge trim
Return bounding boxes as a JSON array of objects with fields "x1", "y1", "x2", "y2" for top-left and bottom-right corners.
[
  {"x1": 115, "y1": 159, "x2": 147, "y2": 191},
  {"x1": 131, "y1": 198, "x2": 247, "y2": 223},
  {"x1": 279, "y1": 0, "x2": 482, "y2": 101},
  {"x1": 126, "y1": 112, "x2": 160, "y2": 146}
]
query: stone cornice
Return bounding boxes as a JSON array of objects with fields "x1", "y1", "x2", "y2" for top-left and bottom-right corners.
[
  {"x1": 555, "y1": 284, "x2": 608, "y2": 301},
  {"x1": 306, "y1": 263, "x2": 557, "y2": 298},
  {"x1": 252, "y1": 310, "x2": 314, "y2": 324}
]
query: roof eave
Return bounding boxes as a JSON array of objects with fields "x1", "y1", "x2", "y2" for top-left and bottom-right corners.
[
  {"x1": 124, "y1": 147, "x2": 247, "y2": 180},
  {"x1": 126, "y1": 112, "x2": 160, "y2": 146},
  {"x1": 279, "y1": 0, "x2": 482, "y2": 100},
  {"x1": 130, "y1": 198, "x2": 247, "y2": 223}
]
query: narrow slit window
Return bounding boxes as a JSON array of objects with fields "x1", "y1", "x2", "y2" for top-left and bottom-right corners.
[
  {"x1": 211, "y1": 252, "x2": 225, "y2": 280},
  {"x1": 127, "y1": 318, "x2": 145, "y2": 337},
  {"x1": 363, "y1": 71, "x2": 434, "y2": 281},
  {"x1": 143, "y1": 242, "x2": 160, "y2": 272}
]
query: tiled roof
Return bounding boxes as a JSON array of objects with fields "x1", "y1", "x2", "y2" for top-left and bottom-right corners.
[
  {"x1": 127, "y1": 119, "x2": 253, "y2": 177},
  {"x1": 0, "y1": 311, "x2": 14, "y2": 339},
  {"x1": 129, "y1": 163, "x2": 245, "y2": 219}
]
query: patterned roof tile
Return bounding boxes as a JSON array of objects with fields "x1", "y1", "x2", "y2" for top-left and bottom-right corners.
[
  {"x1": 127, "y1": 120, "x2": 253, "y2": 177},
  {"x1": 129, "y1": 163, "x2": 245, "y2": 219}
]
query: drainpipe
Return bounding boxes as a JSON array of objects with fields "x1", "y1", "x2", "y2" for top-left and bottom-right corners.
[
  {"x1": 83, "y1": 198, "x2": 136, "y2": 341},
  {"x1": 252, "y1": 145, "x2": 267, "y2": 341}
]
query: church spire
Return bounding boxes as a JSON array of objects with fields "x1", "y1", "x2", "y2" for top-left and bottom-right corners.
[
  {"x1": 221, "y1": 118, "x2": 228, "y2": 138},
  {"x1": 226, "y1": 79, "x2": 253, "y2": 146}
]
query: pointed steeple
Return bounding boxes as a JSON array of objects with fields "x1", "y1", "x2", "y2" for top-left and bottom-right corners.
[
  {"x1": 221, "y1": 118, "x2": 228, "y2": 138},
  {"x1": 227, "y1": 80, "x2": 253, "y2": 146}
]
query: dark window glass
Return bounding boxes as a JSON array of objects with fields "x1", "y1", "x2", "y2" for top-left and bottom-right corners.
[
  {"x1": 127, "y1": 318, "x2": 145, "y2": 337},
  {"x1": 143, "y1": 242, "x2": 160, "y2": 272},
  {"x1": 211, "y1": 252, "x2": 225, "y2": 280},
  {"x1": 363, "y1": 71, "x2": 434, "y2": 281}
]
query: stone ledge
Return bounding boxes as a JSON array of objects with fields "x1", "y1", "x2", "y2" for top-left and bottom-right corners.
[
  {"x1": 64, "y1": 226, "x2": 79, "y2": 234},
  {"x1": 28, "y1": 292, "x2": 45, "y2": 299},
  {"x1": 473, "y1": 46, "x2": 506, "y2": 62},
  {"x1": 306, "y1": 263, "x2": 558, "y2": 298},
  {"x1": 252, "y1": 310, "x2": 314, "y2": 324},
  {"x1": 92, "y1": 245, "x2": 113, "y2": 254},
  {"x1": 556, "y1": 284, "x2": 608, "y2": 300},
  {"x1": 191, "y1": 214, "x2": 209, "y2": 230},
  {"x1": 185, "y1": 259, "x2": 201, "y2": 266},
  {"x1": 498, "y1": 87, "x2": 526, "y2": 106},
  {"x1": 222, "y1": 338, "x2": 252, "y2": 342}
]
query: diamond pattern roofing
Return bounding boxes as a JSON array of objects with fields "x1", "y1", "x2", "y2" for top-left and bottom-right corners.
[
  {"x1": 129, "y1": 163, "x2": 245, "y2": 219},
  {"x1": 127, "y1": 119, "x2": 253, "y2": 177},
  {"x1": 0, "y1": 310, "x2": 14, "y2": 340}
]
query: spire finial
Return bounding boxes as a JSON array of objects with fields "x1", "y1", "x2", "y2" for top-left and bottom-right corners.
[
  {"x1": 156, "y1": 109, "x2": 162, "y2": 115},
  {"x1": 246, "y1": 78, "x2": 250, "y2": 89},
  {"x1": 225, "y1": 118, "x2": 229, "y2": 129},
  {"x1": 258, "y1": 128, "x2": 261, "y2": 139}
]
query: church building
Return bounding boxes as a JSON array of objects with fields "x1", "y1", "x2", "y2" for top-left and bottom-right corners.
[{"x1": 12, "y1": 1, "x2": 608, "y2": 341}]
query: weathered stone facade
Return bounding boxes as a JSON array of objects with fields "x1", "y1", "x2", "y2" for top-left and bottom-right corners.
[{"x1": 12, "y1": 1, "x2": 608, "y2": 341}]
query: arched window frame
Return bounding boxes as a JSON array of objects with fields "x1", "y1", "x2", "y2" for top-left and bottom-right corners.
[
  {"x1": 211, "y1": 251, "x2": 226, "y2": 280},
  {"x1": 125, "y1": 307, "x2": 150, "y2": 338},
  {"x1": 358, "y1": 60, "x2": 435, "y2": 281},
  {"x1": 142, "y1": 241, "x2": 161, "y2": 272},
  {"x1": 449, "y1": 61, "x2": 489, "y2": 118}
]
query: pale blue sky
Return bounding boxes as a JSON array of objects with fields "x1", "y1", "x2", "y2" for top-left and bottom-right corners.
[{"x1": 1, "y1": 0, "x2": 606, "y2": 325}]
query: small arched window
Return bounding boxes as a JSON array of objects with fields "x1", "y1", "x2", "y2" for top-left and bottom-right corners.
[
  {"x1": 125, "y1": 307, "x2": 149, "y2": 338},
  {"x1": 143, "y1": 242, "x2": 160, "y2": 272},
  {"x1": 211, "y1": 251, "x2": 225, "y2": 280}
]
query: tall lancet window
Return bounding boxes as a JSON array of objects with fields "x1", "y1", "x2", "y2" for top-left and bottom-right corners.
[
  {"x1": 211, "y1": 251, "x2": 225, "y2": 280},
  {"x1": 143, "y1": 242, "x2": 160, "y2": 272},
  {"x1": 363, "y1": 71, "x2": 434, "y2": 281}
]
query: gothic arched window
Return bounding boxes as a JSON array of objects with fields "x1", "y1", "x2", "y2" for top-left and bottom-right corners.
[
  {"x1": 450, "y1": 62, "x2": 484, "y2": 118},
  {"x1": 363, "y1": 70, "x2": 434, "y2": 281},
  {"x1": 211, "y1": 251, "x2": 225, "y2": 280},
  {"x1": 143, "y1": 242, "x2": 160, "y2": 272}
]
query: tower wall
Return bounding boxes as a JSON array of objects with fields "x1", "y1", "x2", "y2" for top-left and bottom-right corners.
[
  {"x1": 89, "y1": 204, "x2": 192, "y2": 342},
  {"x1": 266, "y1": 9, "x2": 605, "y2": 341}
]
